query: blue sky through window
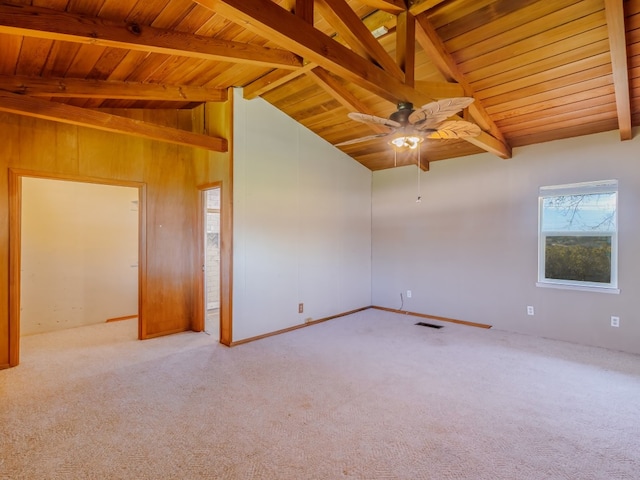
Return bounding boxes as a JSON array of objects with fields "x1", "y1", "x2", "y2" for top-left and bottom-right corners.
[{"x1": 541, "y1": 192, "x2": 617, "y2": 233}]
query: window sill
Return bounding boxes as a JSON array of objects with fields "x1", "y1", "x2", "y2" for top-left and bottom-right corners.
[{"x1": 536, "y1": 282, "x2": 620, "y2": 294}]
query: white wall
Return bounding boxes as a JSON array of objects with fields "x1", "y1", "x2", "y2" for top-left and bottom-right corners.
[
  {"x1": 232, "y1": 89, "x2": 372, "y2": 341},
  {"x1": 372, "y1": 130, "x2": 640, "y2": 354},
  {"x1": 21, "y1": 178, "x2": 139, "y2": 335}
]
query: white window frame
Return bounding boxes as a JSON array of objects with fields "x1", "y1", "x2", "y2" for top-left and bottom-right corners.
[{"x1": 537, "y1": 180, "x2": 619, "y2": 294}]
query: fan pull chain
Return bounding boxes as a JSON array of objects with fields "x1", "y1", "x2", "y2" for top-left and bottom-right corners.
[
  {"x1": 394, "y1": 148, "x2": 397, "y2": 168},
  {"x1": 416, "y1": 147, "x2": 422, "y2": 203}
]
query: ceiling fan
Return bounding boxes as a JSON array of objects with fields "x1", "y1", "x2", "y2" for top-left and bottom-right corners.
[{"x1": 336, "y1": 97, "x2": 481, "y2": 149}]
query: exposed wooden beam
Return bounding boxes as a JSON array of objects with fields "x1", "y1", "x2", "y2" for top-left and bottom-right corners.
[
  {"x1": 414, "y1": 15, "x2": 456, "y2": 80},
  {"x1": 604, "y1": 0, "x2": 632, "y2": 140},
  {"x1": 330, "y1": 9, "x2": 396, "y2": 52},
  {"x1": 414, "y1": 14, "x2": 511, "y2": 157},
  {"x1": 243, "y1": 63, "x2": 316, "y2": 99},
  {"x1": 281, "y1": 0, "x2": 296, "y2": 12},
  {"x1": 197, "y1": 0, "x2": 511, "y2": 159},
  {"x1": 0, "y1": 92, "x2": 227, "y2": 152},
  {"x1": 316, "y1": 0, "x2": 404, "y2": 80},
  {"x1": 408, "y1": 0, "x2": 448, "y2": 17},
  {"x1": 396, "y1": 11, "x2": 416, "y2": 87},
  {"x1": 464, "y1": 130, "x2": 512, "y2": 159},
  {"x1": 307, "y1": 67, "x2": 389, "y2": 134},
  {"x1": 0, "y1": 74, "x2": 227, "y2": 102},
  {"x1": 356, "y1": 0, "x2": 406, "y2": 14},
  {"x1": 414, "y1": 80, "x2": 464, "y2": 98},
  {"x1": 295, "y1": 0, "x2": 314, "y2": 24},
  {"x1": 198, "y1": 0, "x2": 421, "y2": 105},
  {"x1": 0, "y1": 3, "x2": 302, "y2": 70},
  {"x1": 358, "y1": 10, "x2": 398, "y2": 37}
]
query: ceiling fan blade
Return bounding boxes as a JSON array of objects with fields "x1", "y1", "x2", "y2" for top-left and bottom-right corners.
[
  {"x1": 348, "y1": 112, "x2": 401, "y2": 129},
  {"x1": 409, "y1": 97, "x2": 475, "y2": 128},
  {"x1": 335, "y1": 132, "x2": 391, "y2": 146},
  {"x1": 426, "y1": 120, "x2": 481, "y2": 139}
]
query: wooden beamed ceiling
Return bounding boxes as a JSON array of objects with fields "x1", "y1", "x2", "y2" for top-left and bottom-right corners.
[
  {"x1": 185, "y1": 0, "x2": 511, "y2": 158},
  {"x1": 0, "y1": 90, "x2": 227, "y2": 152},
  {"x1": 605, "y1": 0, "x2": 632, "y2": 140},
  {"x1": 0, "y1": 0, "x2": 636, "y2": 167},
  {"x1": 0, "y1": 74, "x2": 228, "y2": 102}
]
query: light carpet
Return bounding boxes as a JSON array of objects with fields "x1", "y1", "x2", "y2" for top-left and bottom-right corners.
[{"x1": 1, "y1": 309, "x2": 639, "y2": 479}]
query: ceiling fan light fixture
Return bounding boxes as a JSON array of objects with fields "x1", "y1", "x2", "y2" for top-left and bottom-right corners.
[
  {"x1": 342, "y1": 97, "x2": 479, "y2": 157},
  {"x1": 390, "y1": 135, "x2": 422, "y2": 149}
]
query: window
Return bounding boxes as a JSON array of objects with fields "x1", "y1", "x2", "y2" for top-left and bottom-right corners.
[{"x1": 538, "y1": 180, "x2": 618, "y2": 293}]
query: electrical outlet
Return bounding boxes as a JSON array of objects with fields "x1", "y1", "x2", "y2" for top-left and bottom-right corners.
[
  {"x1": 611, "y1": 316, "x2": 619, "y2": 327},
  {"x1": 407, "y1": 290, "x2": 412, "y2": 298},
  {"x1": 527, "y1": 306, "x2": 534, "y2": 316},
  {"x1": 298, "y1": 303, "x2": 304, "y2": 314}
]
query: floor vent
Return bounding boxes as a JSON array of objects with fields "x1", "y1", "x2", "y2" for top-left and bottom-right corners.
[{"x1": 415, "y1": 322, "x2": 443, "y2": 329}]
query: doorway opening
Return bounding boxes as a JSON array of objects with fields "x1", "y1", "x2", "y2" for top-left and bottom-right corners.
[
  {"x1": 203, "y1": 187, "x2": 221, "y2": 339},
  {"x1": 9, "y1": 171, "x2": 144, "y2": 366}
]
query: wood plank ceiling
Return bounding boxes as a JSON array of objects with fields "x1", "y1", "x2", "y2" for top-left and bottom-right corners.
[{"x1": 0, "y1": 0, "x2": 637, "y2": 170}]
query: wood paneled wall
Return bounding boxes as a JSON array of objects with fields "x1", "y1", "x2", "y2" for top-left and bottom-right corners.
[{"x1": 0, "y1": 100, "x2": 232, "y2": 368}]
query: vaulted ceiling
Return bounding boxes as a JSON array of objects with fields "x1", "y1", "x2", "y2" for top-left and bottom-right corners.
[{"x1": 0, "y1": 0, "x2": 637, "y2": 170}]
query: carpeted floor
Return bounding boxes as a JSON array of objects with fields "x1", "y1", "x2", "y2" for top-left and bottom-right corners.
[{"x1": 1, "y1": 309, "x2": 639, "y2": 479}]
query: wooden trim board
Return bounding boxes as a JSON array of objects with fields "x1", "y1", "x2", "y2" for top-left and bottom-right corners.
[
  {"x1": 195, "y1": 180, "x2": 223, "y2": 338},
  {"x1": 8, "y1": 169, "x2": 146, "y2": 366},
  {"x1": 372, "y1": 306, "x2": 492, "y2": 329},
  {"x1": 229, "y1": 306, "x2": 371, "y2": 346},
  {"x1": 8, "y1": 170, "x2": 21, "y2": 367},
  {"x1": 230, "y1": 305, "x2": 490, "y2": 347},
  {"x1": 105, "y1": 315, "x2": 138, "y2": 323}
]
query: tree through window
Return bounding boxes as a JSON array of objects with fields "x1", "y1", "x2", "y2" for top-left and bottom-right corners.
[{"x1": 538, "y1": 180, "x2": 618, "y2": 292}]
